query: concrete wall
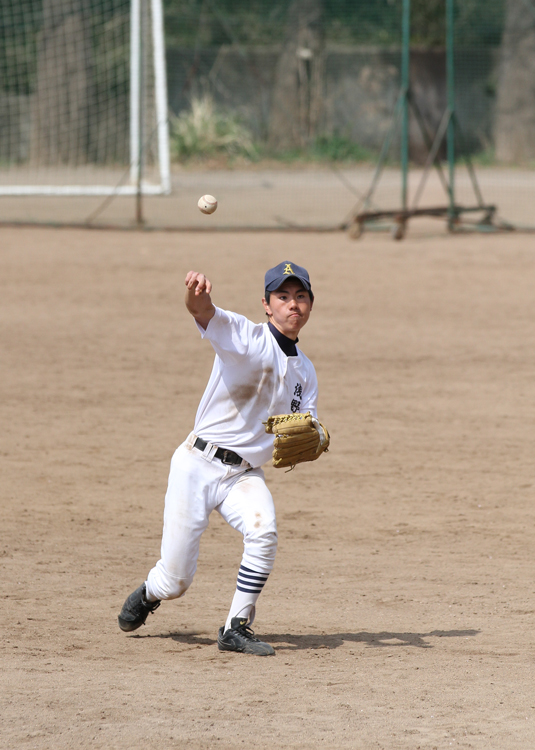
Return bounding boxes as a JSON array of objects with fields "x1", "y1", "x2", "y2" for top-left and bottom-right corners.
[
  {"x1": 0, "y1": 95, "x2": 32, "y2": 162},
  {"x1": 0, "y1": 45, "x2": 497, "y2": 165},
  {"x1": 167, "y1": 44, "x2": 498, "y2": 159}
]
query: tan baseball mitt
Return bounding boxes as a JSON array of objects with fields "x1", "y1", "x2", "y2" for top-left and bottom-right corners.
[{"x1": 264, "y1": 412, "x2": 330, "y2": 469}]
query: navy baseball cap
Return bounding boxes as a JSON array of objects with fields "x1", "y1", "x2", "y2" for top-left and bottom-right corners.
[{"x1": 264, "y1": 261, "x2": 312, "y2": 293}]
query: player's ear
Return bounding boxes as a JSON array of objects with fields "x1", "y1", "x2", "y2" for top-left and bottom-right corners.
[{"x1": 262, "y1": 297, "x2": 272, "y2": 317}]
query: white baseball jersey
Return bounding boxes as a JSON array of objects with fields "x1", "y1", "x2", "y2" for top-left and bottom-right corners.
[{"x1": 193, "y1": 306, "x2": 318, "y2": 468}]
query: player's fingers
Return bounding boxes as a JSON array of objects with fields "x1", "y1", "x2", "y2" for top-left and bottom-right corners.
[
  {"x1": 194, "y1": 277, "x2": 206, "y2": 294},
  {"x1": 185, "y1": 271, "x2": 211, "y2": 295},
  {"x1": 185, "y1": 270, "x2": 198, "y2": 287},
  {"x1": 186, "y1": 271, "x2": 203, "y2": 290},
  {"x1": 194, "y1": 274, "x2": 211, "y2": 295}
]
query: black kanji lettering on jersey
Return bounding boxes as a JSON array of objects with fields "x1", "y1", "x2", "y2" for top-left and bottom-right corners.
[
  {"x1": 294, "y1": 383, "x2": 303, "y2": 398},
  {"x1": 291, "y1": 399, "x2": 301, "y2": 413}
]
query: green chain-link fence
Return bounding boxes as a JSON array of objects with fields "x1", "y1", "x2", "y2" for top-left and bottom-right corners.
[{"x1": 0, "y1": 0, "x2": 533, "y2": 231}]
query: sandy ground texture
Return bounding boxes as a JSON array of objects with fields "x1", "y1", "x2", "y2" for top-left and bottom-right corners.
[
  {"x1": 1, "y1": 165, "x2": 534, "y2": 231},
  {"x1": 2, "y1": 225, "x2": 535, "y2": 749}
]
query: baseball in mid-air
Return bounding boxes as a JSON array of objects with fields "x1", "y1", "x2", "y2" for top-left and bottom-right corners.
[{"x1": 198, "y1": 194, "x2": 218, "y2": 214}]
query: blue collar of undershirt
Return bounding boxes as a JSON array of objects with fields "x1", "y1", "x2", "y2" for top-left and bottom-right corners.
[{"x1": 268, "y1": 321, "x2": 298, "y2": 357}]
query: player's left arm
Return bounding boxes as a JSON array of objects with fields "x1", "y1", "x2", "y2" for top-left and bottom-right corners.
[
  {"x1": 185, "y1": 271, "x2": 216, "y2": 330},
  {"x1": 300, "y1": 369, "x2": 330, "y2": 452},
  {"x1": 299, "y1": 365, "x2": 319, "y2": 418},
  {"x1": 264, "y1": 367, "x2": 329, "y2": 469}
]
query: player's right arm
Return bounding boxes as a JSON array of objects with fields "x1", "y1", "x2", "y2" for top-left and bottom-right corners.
[
  {"x1": 185, "y1": 271, "x2": 216, "y2": 330},
  {"x1": 187, "y1": 273, "x2": 255, "y2": 361}
]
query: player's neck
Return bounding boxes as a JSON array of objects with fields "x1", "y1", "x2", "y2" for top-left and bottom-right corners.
[
  {"x1": 268, "y1": 321, "x2": 298, "y2": 356},
  {"x1": 268, "y1": 317, "x2": 300, "y2": 341}
]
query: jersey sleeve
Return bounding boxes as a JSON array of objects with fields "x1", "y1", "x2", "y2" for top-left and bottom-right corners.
[{"x1": 195, "y1": 306, "x2": 257, "y2": 364}]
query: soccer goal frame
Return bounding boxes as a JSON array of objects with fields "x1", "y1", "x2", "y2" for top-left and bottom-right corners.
[{"x1": 0, "y1": 0, "x2": 170, "y2": 198}]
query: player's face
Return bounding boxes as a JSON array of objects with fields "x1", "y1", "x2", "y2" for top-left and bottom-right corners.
[{"x1": 262, "y1": 280, "x2": 313, "y2": 340}]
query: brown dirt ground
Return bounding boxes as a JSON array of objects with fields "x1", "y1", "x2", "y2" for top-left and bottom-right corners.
[{"x1": 2, "y1": 225, "x2": 535, "y2": 749}]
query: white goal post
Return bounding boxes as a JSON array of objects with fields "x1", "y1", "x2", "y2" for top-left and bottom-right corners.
[
  {"x1": 130, "y1": 0, "x2": 171, "y2": 195},
  {"x1": 0, "y1": 0, "x2": 171, "y2": 197}
]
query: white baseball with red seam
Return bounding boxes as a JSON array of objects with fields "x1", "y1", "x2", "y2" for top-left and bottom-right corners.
[{"x1": 198, "y1": 195, "x2": 218, "y2": 214}]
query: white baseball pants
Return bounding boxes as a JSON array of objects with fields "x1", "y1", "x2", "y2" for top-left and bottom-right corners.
[{"x1": 145, "y1": 433, "x2": 277, "y2": 626}]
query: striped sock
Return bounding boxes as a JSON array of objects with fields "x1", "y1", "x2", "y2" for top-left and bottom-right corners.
[
  {"x1": 224, "y1": 564, "x2": 270, "y2": 631},
  {"x1": 236, "y1": 564, "x2": 269, "y2": 594}
]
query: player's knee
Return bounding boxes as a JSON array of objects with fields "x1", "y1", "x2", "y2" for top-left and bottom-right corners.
[
  {"x1": 247, "y1": 528, "x2": 278, "y2": 565},
  {"x1": 262, "y1": 530, "x2": 278, "y2": 562}
]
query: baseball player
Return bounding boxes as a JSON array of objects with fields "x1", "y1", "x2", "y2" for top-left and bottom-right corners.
[{"x1": 118, "y1": 261, "x2": 327, "y2": 655}]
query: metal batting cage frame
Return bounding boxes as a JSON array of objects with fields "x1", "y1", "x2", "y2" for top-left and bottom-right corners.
[{"x1": 345, "y1": 0, "x2": 503, "y2": 240}]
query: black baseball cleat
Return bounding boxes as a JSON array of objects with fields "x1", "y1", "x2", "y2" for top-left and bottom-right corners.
[
  {"x1": 118, "y1": 583, "x2": 161, "y2": 632},
  {"x1": 218, "y1": 617, "x2": 275, "y2": 656}
]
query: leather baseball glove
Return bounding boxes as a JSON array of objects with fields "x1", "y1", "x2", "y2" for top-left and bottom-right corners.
[{"x1": 264, "y1": 412, "x2": 330, "y2": 469}]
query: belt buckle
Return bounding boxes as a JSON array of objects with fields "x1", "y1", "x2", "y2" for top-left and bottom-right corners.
[{"x1": 221, "y1": 450, "x2": 235, "y2": 465}]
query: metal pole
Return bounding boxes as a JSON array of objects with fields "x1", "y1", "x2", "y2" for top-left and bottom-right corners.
[
  {"x1": 401, "y1": 0, "x2": 410, "y2": 212},
  {"x1": 446, "y1": 0, "x2": 455, "y2": 226},
  {"x1": 130, "y1": 0, "x2": 140, "y2": 187},
  {"x1": 136, "y1": 0, "x2": 146, "y2": 226}
]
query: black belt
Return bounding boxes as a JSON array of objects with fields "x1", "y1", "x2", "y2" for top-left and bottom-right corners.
[{"x1": 193, "y1": 437, "x2": 244, "y2": 466}]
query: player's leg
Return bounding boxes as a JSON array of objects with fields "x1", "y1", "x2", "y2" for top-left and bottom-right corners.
[
  {"x1": 118, "y1": 438, "x2": 219, "y2": 631},
  {"x1": 216, "y1": 469, "x2": 277, "y2": 655},
  {"x1": 145, "y1": 445, "x2": 216, "y2": 601}
]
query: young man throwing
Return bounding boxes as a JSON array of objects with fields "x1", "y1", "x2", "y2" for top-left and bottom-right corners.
[{"x1": 118, "y1": 261, "x2": 328, "y2": 655}]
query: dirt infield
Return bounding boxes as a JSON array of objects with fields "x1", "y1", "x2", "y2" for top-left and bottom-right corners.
[
  {"x1": 1, "y1": 165, "x2": 535, "y2": 231},
  {"x1": 2, "y1": 225, "x2": 535, "y2": 749}
]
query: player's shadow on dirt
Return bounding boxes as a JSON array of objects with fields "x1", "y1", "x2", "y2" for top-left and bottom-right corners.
[
  {"x1": 133, "y1": 629, "x2": 479, "y2": 650},
  {"x1": 132, "y1": 631, "x2": 218, "y2": 646},
  {"x1": 261, "y1": 629, "x2": 480, "y2": 650}
]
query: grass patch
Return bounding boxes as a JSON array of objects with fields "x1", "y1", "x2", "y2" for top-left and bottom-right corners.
[
  {"x1": 170, "y1": 96, "x2": 257, "y2": 161},
  {"x1": 170, "y1": 99, "x2": 376, "y2": 166},
  {"x1": 469, "y1": 147, "x2": 496, "y2": 166},
  {"x1": 260, "y1": 135, "x2": 376, "y2": 164}
]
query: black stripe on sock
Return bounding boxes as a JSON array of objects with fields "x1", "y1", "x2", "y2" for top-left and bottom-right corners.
[
  {"x1": 236, "y1": 565, "x2": 269, "y2": 593},
  {"x1": 240, "y1": 564, "x2": 268, "y2": 576},
  {"x1": 238, "y1": 571, "x2": 268, "y2": 582},
  {"x1": 236, "y1": 577, "x2": 265, "y2": 591}
]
